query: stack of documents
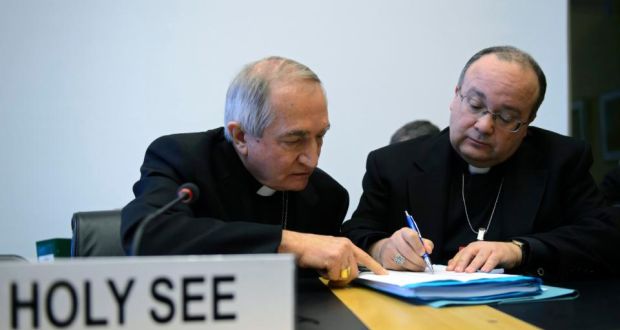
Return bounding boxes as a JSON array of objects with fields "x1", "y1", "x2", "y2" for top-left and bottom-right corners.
[{"x1": 356, "y1": 265, "x2": 576, "y2": 307}]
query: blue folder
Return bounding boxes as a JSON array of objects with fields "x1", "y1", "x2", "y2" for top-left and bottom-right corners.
[{"x1": 355, "y1": 268, "x2": 577, "y2": 307}]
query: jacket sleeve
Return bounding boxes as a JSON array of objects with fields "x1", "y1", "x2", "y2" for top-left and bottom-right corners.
[{"x1": 515, "y1": 143, "x2": 620, "y2": 279}]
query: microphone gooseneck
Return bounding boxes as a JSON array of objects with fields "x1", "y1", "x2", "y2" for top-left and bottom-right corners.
[{"x1": 131, "y1": 183, "x2": 200, "y2": 256}]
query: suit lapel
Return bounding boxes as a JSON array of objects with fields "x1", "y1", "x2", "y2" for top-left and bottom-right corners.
[
  {"x1": 497, "y1": 136, "x2": 548, "y2": 237},
  {"x1": 406, "y1": 131, "x2": 452, "y2": 248}
]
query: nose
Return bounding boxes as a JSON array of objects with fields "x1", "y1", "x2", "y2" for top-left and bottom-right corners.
[
  {"x1": 474, "y1": 111, "x2": 496, "y2": 134},
  {"x1": 298, "y1": 140, "x2": 321, "y2": 168}
]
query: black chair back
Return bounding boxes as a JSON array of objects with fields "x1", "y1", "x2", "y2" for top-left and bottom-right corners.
[
  {"x1": 0, "y1": 254, "x2": 28, "y2": 262},
  {"x1": 71, "y1": 210, "x2": 125, "y2": 257}
]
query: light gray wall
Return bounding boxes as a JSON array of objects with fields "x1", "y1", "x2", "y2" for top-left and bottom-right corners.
[{"x1": 0, "y1": 1, "x2": 568, "y2": 259}]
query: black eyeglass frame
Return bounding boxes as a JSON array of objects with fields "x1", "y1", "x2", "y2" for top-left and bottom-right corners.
[{"x1": 457, "y1": 89, "x2": 527, "y2": 133}]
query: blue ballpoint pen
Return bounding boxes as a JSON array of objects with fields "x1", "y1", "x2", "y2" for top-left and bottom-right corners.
[{"x1": 405, "y1": 211, "x2": 434, "y2": 273}]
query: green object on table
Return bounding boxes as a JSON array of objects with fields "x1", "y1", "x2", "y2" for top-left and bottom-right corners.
[{"x1": 36, "y1": 238, "x2": 71, "y2": 261}]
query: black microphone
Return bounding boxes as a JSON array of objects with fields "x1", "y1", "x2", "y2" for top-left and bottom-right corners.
[{"x1": 131, "y1": 183, "x2": 200, "y2": 255}]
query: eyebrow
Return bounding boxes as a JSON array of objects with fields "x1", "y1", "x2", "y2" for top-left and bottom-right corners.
[
  {"x1": 467, "y1": 88, "x2": 486, "y2": 101},
  {"x1": 281, "y1": 124, "x2": 331, "y2": 139},
  {"x1": 466, "y1": 88, "x2": 521, "y2": 114},
  {"x1": 282, "y1": 130, "x2": 309, "y2": 139}
]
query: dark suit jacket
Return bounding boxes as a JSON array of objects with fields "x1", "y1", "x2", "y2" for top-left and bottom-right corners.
[
  {"x1": 601, "y1": 166, "x2": 620, "y2": 206},
  {"x1": 121, "y1": 128, "x2": 349, "y2": 256},
  {"x1": 343, "y1": 127, "x2": 620, "y2": 279}
]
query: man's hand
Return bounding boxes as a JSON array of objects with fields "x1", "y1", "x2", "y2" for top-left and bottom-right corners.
[
  {"x1": 279, "y1": 230, "x2": 387, "y2": 285},
  {"x1": 369, "y1": 228, "x2": 434, "y2": 271},
  {"x1": 446, "y1": 241, "x2": 522, "y2": 273}
]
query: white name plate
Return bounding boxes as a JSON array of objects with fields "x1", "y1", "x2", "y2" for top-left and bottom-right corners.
[{"x1": 0, "y1": 254, "x2": 294, "y2": 330}]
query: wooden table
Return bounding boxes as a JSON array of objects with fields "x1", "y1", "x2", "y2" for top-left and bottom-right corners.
[{"x1": 329, "y1": 282, "x2": 538, "y2": 329}]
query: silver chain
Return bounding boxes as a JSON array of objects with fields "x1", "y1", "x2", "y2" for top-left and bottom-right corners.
[
  {"x1": 461, "y1": 173, "x2": 504, "y2": 238},
  {"x1": 281, "y1": 191, "x2": 289, "y2": 229}
]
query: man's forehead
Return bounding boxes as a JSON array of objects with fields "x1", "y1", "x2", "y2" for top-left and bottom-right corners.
[
  {"x1": 461, "y1": 58, "x2": 540, "y2": 115},
  {"x1": 462, "y1": 56, "x2": 539, "y2": 107},
  {"x1": 465, "y1": 55, "x2": 537, "y2": 85},
  {"x1": 270, "y1": 79, "x2": 323, "y2": 95}
]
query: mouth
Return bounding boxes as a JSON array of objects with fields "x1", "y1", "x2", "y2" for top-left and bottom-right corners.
[
  {"x1": 467, "y1": 136, "x2": 491, "y2": 148},
  {"x1": 291, "y1": 172, "x2": 312, "y2": 178}
]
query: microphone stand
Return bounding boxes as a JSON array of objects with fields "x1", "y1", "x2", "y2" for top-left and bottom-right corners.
[{"x1": 131, "y1": 193, "x2": 186, "y2": 256}]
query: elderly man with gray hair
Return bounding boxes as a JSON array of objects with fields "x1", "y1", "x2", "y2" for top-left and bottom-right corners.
[{"x1": 122, "y1": 56, "x2": 385, "y2": 283}]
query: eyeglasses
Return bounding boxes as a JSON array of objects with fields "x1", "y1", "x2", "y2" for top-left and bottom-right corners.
[{"x1": 457, "y1": 90, "x2": 526, "y2": 133}]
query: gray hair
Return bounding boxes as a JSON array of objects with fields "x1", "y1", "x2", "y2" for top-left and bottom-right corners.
[
  {"x1": 390, "y1": 120, "x2": 440, "y2": 144},
  {"x1": 224, "y1": 56, "x2": 323, "y2": 141},
  {"x1": 457, "y1": 46, "x2": 547, "y2": 121}
]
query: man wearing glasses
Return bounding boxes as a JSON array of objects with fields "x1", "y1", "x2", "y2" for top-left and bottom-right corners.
[{"x1": 343, "y1": 46, "x2": 620, "y2": 279}]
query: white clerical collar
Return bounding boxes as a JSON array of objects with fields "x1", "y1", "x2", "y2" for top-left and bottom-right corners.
[
  {"x1": 256, "y1": 185, "x2": 277, "y2": 196},
  {"x1": 468, "y1": 164, "x2": 491, "y2": 174}
]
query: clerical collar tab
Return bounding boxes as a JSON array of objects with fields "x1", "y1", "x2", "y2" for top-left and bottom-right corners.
[
  {"x1": 468, "y1": 164, "x2": 491, "y2": 174},
  {"x1": 256, "y1": 185, "x2": 277, "y2": 196}
]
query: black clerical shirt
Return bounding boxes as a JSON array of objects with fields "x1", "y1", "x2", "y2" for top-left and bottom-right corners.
[{"x1": 443, "y1": 149, "x2": 508, "y2": 264}]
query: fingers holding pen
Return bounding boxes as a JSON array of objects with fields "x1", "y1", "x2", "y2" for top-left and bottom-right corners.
[
  {"x1": 373, "y1": 228, "x2": 433, "y2": 271},
  {"x1": 401, "y1": 227, "x2": 434, "y2": 257},
  {"x1": 394, "y1": 228, "x2": 427, "y2": 270}
]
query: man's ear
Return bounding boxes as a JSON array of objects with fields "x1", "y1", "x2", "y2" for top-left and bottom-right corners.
[
  {"x1": 449, "y1": 85, "x2": 460, "y2": 112},
  {"x1": 528, "y1": 113, "x2": 537, "y2": 123},
  {"x1": 227, "y1": 122, "x2": 248, "y2": 156},
  {"x1": 523, "y1": 113, "x2": 536, "y2": 136}
]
